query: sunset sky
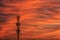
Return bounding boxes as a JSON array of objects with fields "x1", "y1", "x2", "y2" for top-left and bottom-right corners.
[{"x1": 0, "y1": 0, "x2": 60, "y2": 40}]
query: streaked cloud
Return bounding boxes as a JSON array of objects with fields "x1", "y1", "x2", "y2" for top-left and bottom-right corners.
[{"x1": 0, "y1": 0, "x2": 60, "y2": 40}]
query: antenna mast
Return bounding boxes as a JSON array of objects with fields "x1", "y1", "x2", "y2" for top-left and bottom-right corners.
[{"x1": 16, "y1": 16, "x2": 20, "y2": 40}]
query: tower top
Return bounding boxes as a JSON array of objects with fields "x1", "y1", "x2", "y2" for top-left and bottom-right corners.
[{"x1": 17, "y1": 15, "x2": 20, "y2": 18}]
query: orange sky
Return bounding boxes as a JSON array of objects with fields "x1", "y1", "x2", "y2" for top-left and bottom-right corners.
[{"x1": 0, "y1": 0, "x2": 60, "y2": 40}]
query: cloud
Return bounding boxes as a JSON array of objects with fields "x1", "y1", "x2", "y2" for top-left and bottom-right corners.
[
  {"x1": 0, "y1": 13, "x2": 8, "y2": 24},
  {"x1": 0, "y1": 13, "x2": 16, "y2": 24},
  {"x1": 20, "y1": 38, "x2": 60, "y2": 40},
  {"x1": 0, "y1": 26, "x2": 3, "y2": 31},
  {"x1": 0, "y1": 34, "x2": 16, "y2": 40},
  {"x1": 0, "y1": 12, "x2": 16, "y2": 31},
  {"x1": 6, "y1": 0, "x2": 28, "y2": 3},
  {"x1": 39, "y1": 24, "x2": 60, "y2": 33},
  {"x1": 0, "y1": 1, "x2": 6, "y2": 7},
  {"x1": 45, "y1": 24, "x2": 60, "y2": 29}
]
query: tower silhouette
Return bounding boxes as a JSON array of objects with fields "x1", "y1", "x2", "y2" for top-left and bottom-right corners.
[{"x1": 16, "y1": 16, "x2": 20, "y2": 40}]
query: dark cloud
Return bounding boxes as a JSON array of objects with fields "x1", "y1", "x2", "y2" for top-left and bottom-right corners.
[
  {"x1": 0, "y1": 12, "x2": 16, "y2": 24},
  {"x1": 0, "y1": 1, "x2": 6, "y2": 7},
  {"x1": 0, "y1": 0, "x2": 16, "y2": 8},
  {"x1": 20, "y1": 38, "x2": 46, "y2": 40},
  {"x1": 0, "y1": 13, "x2": 8, "y2": 24},
  {"x1": 26, "y1": 24, "x2": 60, "y2": 33},
  {"x1": 41, "y1": 0, "x2": 60, "y2": 5},
  {"x1": 0, "y1": 12, "x2": 17, "y2": 31},
  {"x1": 45, "y1": 24, "x2": 60, "y2": 29},
  {"x1": 20, "y1": 38, "x2": 60, "y2": 40},
  {"x1": 42, "y1": 24, "x2": 60, "y2": 32},
  {"x1": 36, "y1": 14, "x2": 52, "y2": 19},
  {"x1": 47, "y1": 6, "x2": 60, "y2": 13},
  {"x1": 17, "y1": 0, "x2": 26, "y2": 2},
  {"x1": 49, "y1": 0, "x2": 60, "y2": 4},
  {"x1": 6, "y1": 0, "x2": 27, "y2": 3},
  {"x1": 0, "y1": 30, "x2": 17, "y2": 40},
  {"x1": 34, "y1": 5, "x2": 60, "y2": 20},
  {"x1": 36, "y1": 5, "x2": 60, "y2": 13},
  {"x1": 6, "y1": 0, "x2": 16, "y2": 3},
  {"x1": 0, "y1": 34, "x2": 16, "y2": 40}
]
